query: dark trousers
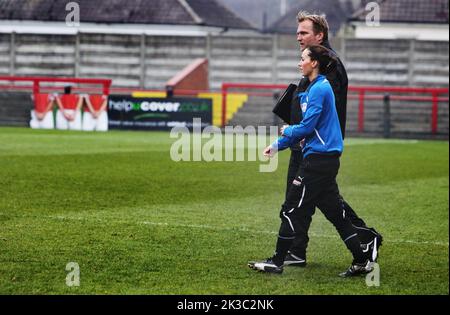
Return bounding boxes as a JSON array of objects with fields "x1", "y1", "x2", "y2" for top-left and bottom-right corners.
[
  {"x1": 273, "y1": 154, "x2": 365, "y2": 266},
  {"x1": 286, "y1": 150, "x2": 376, "y2": 259}
]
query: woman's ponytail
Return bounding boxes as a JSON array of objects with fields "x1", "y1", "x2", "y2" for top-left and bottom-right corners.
[{"x1": 306, "y1": 45, "x2": 338, "y2": 75}]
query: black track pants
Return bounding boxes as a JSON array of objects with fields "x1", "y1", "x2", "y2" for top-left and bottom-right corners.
[
  {"x1": 285, "y1": 150, "x2": 374, "y2": 258},
  {"x1": 273, "y1": 154, "x2": 365, "y2": 266}
]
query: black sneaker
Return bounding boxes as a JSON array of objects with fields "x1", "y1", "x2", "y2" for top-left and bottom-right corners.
[
  {"x1": 339, "y1": 260, "x2": 373, "y2": 278},
  {"x1": 248, "y1": 258, "x2": 283, "y2": 274},
  {"x1": 284, "y1": 252, "x2": 307, "y2": 267}
]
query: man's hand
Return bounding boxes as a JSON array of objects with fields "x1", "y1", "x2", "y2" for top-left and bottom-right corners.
[
  {"x1": 300, "y1": 138, "x2": 305, "y2": 148},
  {"x1": 263, "y1": 145, "x2": 277, "y2": 158}
]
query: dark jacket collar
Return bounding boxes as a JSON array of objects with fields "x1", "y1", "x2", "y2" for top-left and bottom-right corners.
[
  {"x1": 322, "y1": 40, "x2": 332, "y2": 49},
  {"x1": 321, "y1": 40, "x2": 337, "y2": 54}
]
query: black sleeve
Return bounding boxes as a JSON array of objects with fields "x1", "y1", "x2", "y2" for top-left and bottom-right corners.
[
  {"x1": 326, "y1": 58, "x2": 348, "y2": 139},
  {"x1": 290, "y1": 77, "x2": 309, "y2": 125}
]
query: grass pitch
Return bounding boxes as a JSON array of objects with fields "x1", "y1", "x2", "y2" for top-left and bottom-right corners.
[{"x1": 0, "y1": 127, "x2": 448, "y2": 295}]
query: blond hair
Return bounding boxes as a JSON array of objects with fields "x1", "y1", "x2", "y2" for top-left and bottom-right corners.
[{"x1": 297, "y1": 11, "x2": 329, "y2": 42}]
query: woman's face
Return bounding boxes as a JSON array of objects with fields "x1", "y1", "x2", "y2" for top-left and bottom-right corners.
[{"x1": 299, "y1": 49, "x2": 316, "y2": 77}]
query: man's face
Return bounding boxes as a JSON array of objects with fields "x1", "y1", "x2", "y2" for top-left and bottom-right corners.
[{"x1": 296, "y1": 20, "x2": 323, "y2": 50}]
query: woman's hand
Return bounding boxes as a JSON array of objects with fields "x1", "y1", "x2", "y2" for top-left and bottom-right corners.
[{"x1": 263, "y1": 145, "x2": 277, "y2": 158}]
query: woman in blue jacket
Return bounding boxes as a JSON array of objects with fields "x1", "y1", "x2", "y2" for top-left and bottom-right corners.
[{"x1": 249, "y1": 45, "x2": 374, "y2": 277}]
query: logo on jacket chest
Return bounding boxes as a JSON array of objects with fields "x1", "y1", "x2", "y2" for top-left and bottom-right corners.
[
  {"x1": 301, "y1": 102, "x2": 307, "y2": 113},
  {"x1": 300, "y1": 97, "x2": 309, "y2": 113},
  {"x1": 300, "y1": 94, "x2": 308, "y2": 113}
]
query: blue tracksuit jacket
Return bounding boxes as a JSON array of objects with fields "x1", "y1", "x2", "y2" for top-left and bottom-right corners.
[{"x1": 274, "y1": 74, "x2": 343, "y2": 158}]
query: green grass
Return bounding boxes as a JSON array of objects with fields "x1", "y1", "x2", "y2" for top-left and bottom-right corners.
[{"x1": 0, "y1": 127, "x2": 448, "y2": 295}]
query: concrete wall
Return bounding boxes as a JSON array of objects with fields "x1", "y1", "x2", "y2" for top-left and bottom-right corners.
[
  {"x1": 0, "y1": 32, "x2": 448, "y2": 137},
  {"x1": 0, "y1": 33, "x2": 12, "y2": 76},
  {"x1": 1, "y1": 33, "x2": 448, "y2": 89},
  {"x1": 343, "y1": 38, "x2": 450, "y2": 87}
]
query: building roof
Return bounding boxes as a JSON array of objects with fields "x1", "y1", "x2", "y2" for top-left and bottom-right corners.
[
  {"x1": 265, "y1": 0, "x2": 350, "y2": 35},
  {"x1": 351, "y1": 0, "x2": 449, "y2": 24},
  {"x1": 0, "y1": 0, "x2": 254, "y2": 30}
]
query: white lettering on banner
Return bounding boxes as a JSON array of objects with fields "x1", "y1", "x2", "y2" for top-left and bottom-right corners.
[
  {"x1": 141, "y1": 102, "x2": 181, "y2": 112},
  {"x1": 108, "y1": 100, "x2": 181, "y2": 113},
  {"x1": 109, "y1": 100, "x2": 134, "y2": 112},
  {"x1": 167, "y1": 122, "x2": 187, "y2": 128}
]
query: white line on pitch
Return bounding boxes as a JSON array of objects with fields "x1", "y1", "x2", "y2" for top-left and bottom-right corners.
[
  {"x1": 139, "y1": 220, "x2": 448, "y2": 247},
  {"x1": 1, "y1": 212, "x2": 447, "y2": 247}
]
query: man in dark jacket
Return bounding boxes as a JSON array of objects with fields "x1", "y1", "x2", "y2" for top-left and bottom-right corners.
[{"x1": 282, "y1": 12, "x2": 383, "y2": 267}]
